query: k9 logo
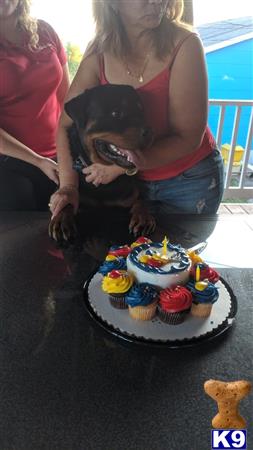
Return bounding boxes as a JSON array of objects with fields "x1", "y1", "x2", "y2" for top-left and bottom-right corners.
[{"x1": 211, "y1": 430, "x2": 247, "y2": 449}]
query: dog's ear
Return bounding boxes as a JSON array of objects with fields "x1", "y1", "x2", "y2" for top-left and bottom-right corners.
[{"x1": 64, "y1": 90, "x2": 92, "y2": 129}]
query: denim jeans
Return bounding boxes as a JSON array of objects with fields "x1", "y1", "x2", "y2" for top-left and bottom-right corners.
[{"x1": 138, "y1": 149, "x2": 224, "y2": 222}]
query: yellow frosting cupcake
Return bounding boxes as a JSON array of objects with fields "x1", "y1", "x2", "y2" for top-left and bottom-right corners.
[{"x1": 102, "y1": 270, "x2": 134, "y2": 309}]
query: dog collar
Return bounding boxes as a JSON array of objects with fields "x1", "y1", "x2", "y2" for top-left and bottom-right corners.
[{"x1": 72, "y1": 154, "x2": 91, "y2": 173}]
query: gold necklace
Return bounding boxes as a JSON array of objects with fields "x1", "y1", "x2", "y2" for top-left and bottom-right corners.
[{"x1": 124, "y1": 53, "x2": 150, "y2": 83}]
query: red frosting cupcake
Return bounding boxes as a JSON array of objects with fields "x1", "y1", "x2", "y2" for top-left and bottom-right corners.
[
  {"x1": 108, "y1": 245, "x2": 131, "y2": 258},
  {"x1": 190, "y1": 263, "x2": 219, "y2": 284},
  {"x1": 158, "y1": 286, "x2": 193, "y2": 325}
]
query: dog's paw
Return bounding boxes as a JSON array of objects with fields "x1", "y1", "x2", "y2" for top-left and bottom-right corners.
[
  {"x1": 48, "y1": 205, "x2": 77, "y2": 245},
  {"x1": 129, "y1": 209, "x2": 156, "y2": 237}
]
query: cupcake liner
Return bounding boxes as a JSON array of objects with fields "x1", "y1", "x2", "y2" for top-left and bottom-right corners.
[
  {"x1": 109, "y1": 295, "x2": 128, "y2": 309},
  {"x1": 128, "y1": 301, "x2": 157, "y2": 321},
  {"x1": 157, "y1": 305, "x2": 188, "y2": 325},
  {"x1": 191, "y1": 302, "x2": 213, "y2": 318}
]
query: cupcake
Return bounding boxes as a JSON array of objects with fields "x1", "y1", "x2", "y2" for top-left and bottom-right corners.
[
  {"x1": 126, "y1": 283, "x2": 158, "y2": 321},
  {"x1": 157, "y1": 286, "x2": 193, "y2": 325},
  {"x1": 130, "y1": 236, "x2": 152, "y2": 249},
  {"x1": 186, "y1": 279, "x2": 219, "y2": 318},
  {"x1": 102, "y1": 270, "x2": 134, "y2": 309},
  {"x1": 108, "y1": 245, "x2": 131, "y2": 258},
  {"x1": 190, "y1": 263, "x2": 219, "y2": 284},
  {"x1": 98, "y1": 255, "x2": 127, "y2": 276}
]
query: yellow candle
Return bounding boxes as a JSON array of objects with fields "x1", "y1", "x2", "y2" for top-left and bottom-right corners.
[
  {"x1": 195, "y1": 265, "x2": 200, "y2": 282},
  {"x1": 162, "y1": 236, "x2": 168, "y2": 256}
]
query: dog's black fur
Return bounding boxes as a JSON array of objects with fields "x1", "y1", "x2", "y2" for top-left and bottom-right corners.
[{"x1": 49, "y1": 84, "x2": 155, "y2": 244}]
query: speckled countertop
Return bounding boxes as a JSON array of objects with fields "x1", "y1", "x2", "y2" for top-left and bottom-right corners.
[{"x1": 0, "y1": 212, "x2": 252, "y2": 450}]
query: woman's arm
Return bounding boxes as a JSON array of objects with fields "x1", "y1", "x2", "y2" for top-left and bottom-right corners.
[
  {"x1": 49, "y1": 53, "x2": 103, "y2": 216},
  {"x1": 0, "y1": 128, "x2": 59, "y2": 184},
  {"x1": 134, "y1": 34, "x2": 209, "y2": 170},
  {"x1": 57, "y1": 53, "x2": 102, "y2": 185}
]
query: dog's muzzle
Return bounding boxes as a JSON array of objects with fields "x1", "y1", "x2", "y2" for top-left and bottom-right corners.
[{"x1": 94, "y1": 140, "x2": 138, "y2": 171}]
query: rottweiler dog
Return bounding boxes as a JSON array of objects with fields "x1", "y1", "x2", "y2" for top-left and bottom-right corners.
[{"x1": 49, "y1": 84, "x2": 155, "y2": 244}]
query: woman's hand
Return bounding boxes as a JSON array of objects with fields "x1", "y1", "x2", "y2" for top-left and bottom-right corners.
[
  {"x1": 37, "y1": 158, "x2": 59, "y2": 185},
  {"x1": 82, "y1": 163, "x2": 125, "y2": 186},
  {"x1": 49, "y1": 185, "x2": 79, "y2": 218}
]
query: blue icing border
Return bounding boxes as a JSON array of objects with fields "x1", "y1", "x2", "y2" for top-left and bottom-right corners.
[{"x1": 128, "y1": 242, "x2": 190, "y2": 274}]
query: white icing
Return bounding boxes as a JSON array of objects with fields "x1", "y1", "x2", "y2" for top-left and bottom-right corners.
[{"x1": 126, "y1": 243, "x2": 191, "y2": 289}]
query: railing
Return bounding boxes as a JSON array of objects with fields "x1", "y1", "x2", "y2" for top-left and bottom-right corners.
[{"x1": 209, "y1": 99, "x2": 253, "y2": 200}]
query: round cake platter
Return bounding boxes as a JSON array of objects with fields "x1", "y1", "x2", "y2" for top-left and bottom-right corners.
[{"x1": 83, "y1": 272, "x2": 237, "y2": 348}]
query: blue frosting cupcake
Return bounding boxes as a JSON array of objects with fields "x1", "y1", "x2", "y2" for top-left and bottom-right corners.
[
  {"x1": 186, "y1": 280, "x2": 218, "y2": 303},
  {"x1": 98, "y1": 257, "x2": 127, "y2": 276},
  {"x1": 186, "y1": 279, "x2": 219, "y2": 317},
  {"x1": 126, "y1": 283, "x2": 158, "y2": 320}
]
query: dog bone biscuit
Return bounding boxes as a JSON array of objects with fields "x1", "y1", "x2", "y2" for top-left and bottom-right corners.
[{"x1": 204, "y1": 379, "x2": 252, "y2": 429}]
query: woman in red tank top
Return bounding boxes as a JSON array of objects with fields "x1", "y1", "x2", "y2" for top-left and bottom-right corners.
[
  {"x1": 50, "y1": 0, "x2": 224, "y2": 220},
  {"x1": 0, "y1": 0, "x2": 69, "y2": 211}
]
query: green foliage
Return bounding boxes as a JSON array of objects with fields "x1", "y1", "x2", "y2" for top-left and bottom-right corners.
[
  {"x1": 222, "y1": 198, "x2": 248, "y2": 203},
  {"x1": 65, "y1": 42, "x2": 83, "y2": 80}
]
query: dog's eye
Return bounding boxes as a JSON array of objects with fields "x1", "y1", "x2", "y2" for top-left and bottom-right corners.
[{"x1": 111, "y1": 110, "x2": 123, "y2": 119}]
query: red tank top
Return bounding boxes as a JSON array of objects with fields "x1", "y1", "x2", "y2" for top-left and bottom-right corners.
[
  {"x1": 99, "y1": 36, "x2": 216, "y2": 181},
  {"x1": 0, "y1": 20, "x2": 67, "y2": 159}
]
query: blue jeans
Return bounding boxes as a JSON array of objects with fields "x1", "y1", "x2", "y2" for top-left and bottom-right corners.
[{"x1": 138, "y1": 149, "x2": 224, "y2": 221}]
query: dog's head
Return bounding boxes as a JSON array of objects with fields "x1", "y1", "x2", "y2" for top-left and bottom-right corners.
[{"x1": 65, "y1": 84, "x2": 153, "y2": 171}]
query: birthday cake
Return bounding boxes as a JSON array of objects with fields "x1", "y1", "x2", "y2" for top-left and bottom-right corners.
[
  {"x1": 126, "y1": 238, "x2": 191, "y2": 289},
  {"x1": 86, "y1": 236, "x2": 234, "y2": 342},
  {"x1": 96, "y1": 236, "x2": 221, "y2": 321}
]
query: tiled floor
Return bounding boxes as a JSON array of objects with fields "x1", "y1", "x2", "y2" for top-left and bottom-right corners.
[{"x1": 218, "y1": 203, "x2": 253, "y2": 214}]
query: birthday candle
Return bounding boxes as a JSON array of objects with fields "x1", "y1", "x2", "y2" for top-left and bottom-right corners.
[
  {"x1": 195, "y1": 265, "x2": 200, "y2": 282},
  {"x1": 162, "y1": 236, "x2": 168, "y2": 255}
]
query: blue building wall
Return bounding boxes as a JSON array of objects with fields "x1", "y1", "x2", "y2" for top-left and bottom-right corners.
[{"x1": 206, "y1": 38, "x2": 253, "y2": 148}]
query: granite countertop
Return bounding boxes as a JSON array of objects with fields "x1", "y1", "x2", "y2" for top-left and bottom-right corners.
[{"x1": 0, "y1": 212, "x2": 252, "y2": 450}]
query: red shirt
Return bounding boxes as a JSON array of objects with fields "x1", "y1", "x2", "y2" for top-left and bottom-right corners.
[
  {"x1": 0, "y1": 20, "x2": 67, "y2": 158},
  {"x1": 99, "y1": 41, "x2": 216, "y2": 181}
]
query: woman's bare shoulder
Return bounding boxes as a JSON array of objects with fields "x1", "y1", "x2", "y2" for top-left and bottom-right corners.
[
  {"x1": 80, "y1": 51, "x2": 101, "y2": 72},
  {"x1": 171, "y1": 26, "x2": 204, "y2": 63},
  {"x1": 66, "y1": 52, "x2": 101, "y2": 100},
  {"x1": 173, "y1": 25, "x2": 199, "y2": 46}
]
